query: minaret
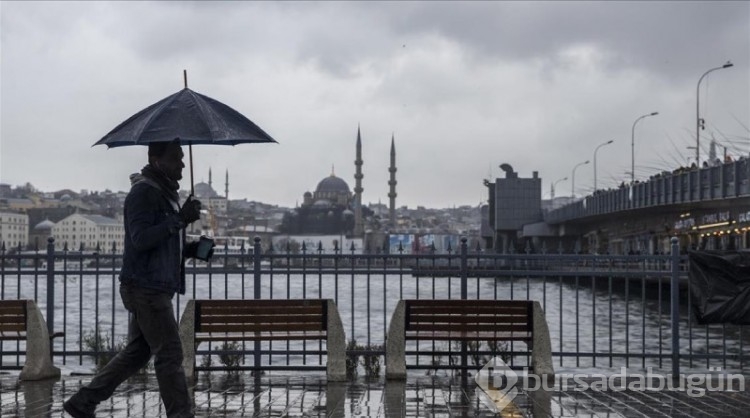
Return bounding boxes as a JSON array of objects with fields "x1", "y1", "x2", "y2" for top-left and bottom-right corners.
[
  {"x1": 354, "y1": 126, "x2": 364, "y2": 236},
  {"x1": 208, "y1": 167, "x2": 213, "y2": 191},
  {"x1": 225, "y1": 169, "x2": 229, "y2": 212},
  {"x1": 388, "y1": 134, "x2": 397, "y2": 229}
]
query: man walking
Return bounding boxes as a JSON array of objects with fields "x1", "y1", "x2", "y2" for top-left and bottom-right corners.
[{"x1": 64, "y1": 140, "x2": 209, "y2": 418}]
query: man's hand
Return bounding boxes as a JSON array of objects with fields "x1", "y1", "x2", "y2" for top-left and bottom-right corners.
[{"x1": 179, "y1": 196, "x2": 202, "y2": 225}]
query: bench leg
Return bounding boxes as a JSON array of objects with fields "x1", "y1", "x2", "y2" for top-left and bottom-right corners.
[
  {"x1": 385, "y1": 300, "x2": 406, "y2": 380},
  {"x1": 20, "y1": 300, "x2": 60, "y2": 381},
  {"x1": 178, "y1": 300, "x2": 196, "y2": 382},
  {"x1": 325, "y1": 300, "x2": 346, "y2": 381},
  {"x1": 531, "y1": 301, "x2": 554, "y2": 380}
]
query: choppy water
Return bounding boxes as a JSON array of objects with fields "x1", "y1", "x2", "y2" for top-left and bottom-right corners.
[{"x1": 2, "y1": 268, "x2": 748, "y2": 373}]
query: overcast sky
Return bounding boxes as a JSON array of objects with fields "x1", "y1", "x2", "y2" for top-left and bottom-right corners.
[{"x1": 1, "y1": 1, "x2": 748, "y2": 208}]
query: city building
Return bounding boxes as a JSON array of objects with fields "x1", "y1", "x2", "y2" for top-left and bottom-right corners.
[
  {"x1": 51, "y1": 213, "x2": 124, "y2": 252},
  {"x1": 0, "y1": 211, "x2": 29, "y2": 249},
  {"x1": 482, "y1": 164, "x2": 544, "y2": 253}
]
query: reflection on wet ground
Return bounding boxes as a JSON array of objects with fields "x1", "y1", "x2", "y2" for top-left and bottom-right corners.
[{"x1": 2, "y1": 371, "x2": 750, "y2": 417}]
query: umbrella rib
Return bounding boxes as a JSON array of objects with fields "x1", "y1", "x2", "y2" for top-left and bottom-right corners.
[
  {"x1": 188, "y1": 90, "x2": 218, "y2": 144},
  {"x1": 136, "y1": 91, "x2": 183, "y2": 145}
]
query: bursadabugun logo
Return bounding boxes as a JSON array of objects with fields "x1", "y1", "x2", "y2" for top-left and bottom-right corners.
[
  {"x1": 474, "y1": 356, "x2": 518, "y2": 413},
  {"x1": 474, "y1": 356, "x2": 745, "y2": 415}
]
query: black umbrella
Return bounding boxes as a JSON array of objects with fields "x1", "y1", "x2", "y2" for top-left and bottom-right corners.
[{"x1": 94, "y1": 71, "x2": 277, "y2": 194}]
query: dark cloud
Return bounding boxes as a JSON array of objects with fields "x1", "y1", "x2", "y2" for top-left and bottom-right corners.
[
  {"x1": 1, "y1": 1, "x2": 748, "y2": 207},
  {"x1": 378, "y1": 2, "x2": 748, "y2": 77}
]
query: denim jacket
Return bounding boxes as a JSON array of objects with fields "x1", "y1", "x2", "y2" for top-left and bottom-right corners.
[{"x1": 119, "y1": 179, "x2": 186, "y2": 295}]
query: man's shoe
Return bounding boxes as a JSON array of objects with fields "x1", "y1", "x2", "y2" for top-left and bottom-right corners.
[{"x1": 63, "y1": 398, "x2": 95, "y2": 418}]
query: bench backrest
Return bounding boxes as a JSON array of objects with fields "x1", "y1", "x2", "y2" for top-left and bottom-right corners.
[
  {"x1": 0, "y1": 300, "x2": 27, "y2": 338},
  {"x1": 404, "y1": 299, "x2": 533, "y2": 334},
  {"x1": 194, "y1": 299, "x2": 328, "y2": 334}
]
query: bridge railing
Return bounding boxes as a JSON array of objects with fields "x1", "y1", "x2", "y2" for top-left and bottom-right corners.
[{"x1": 545, "y1": 158, "x2": 750, "y2": 223}]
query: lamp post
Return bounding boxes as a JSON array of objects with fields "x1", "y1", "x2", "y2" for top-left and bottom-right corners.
[
  {"x1": 696, "y1": 61, "x2": 733, "y2": 165},
  {"x1": 572, "y1": 160, "x2": 590, "y2": 198},
  {"x1": 631, "y1": 112, "x2": 658, "y2": 184},
  {"x1": 551, "y1": 176, "x2": 567, "y2": 199},
  {"x1": 593, "y1": 140, "x2": 614, "y2": 192}
]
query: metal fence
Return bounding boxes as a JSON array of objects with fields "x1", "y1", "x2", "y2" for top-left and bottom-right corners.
[{"x1": 1, "y1": 237, "x2": 747, "y2": 377}]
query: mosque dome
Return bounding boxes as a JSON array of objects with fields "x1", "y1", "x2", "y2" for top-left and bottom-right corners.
[
  {"x1": 194, "y1": 182, "x2": 219, "y2": 199},
  {"x1": 315, "y1": 174, "x2": 350, "y2": 194},
  {"x1": 34, "y1": 219, "x2": 55, "y2": 230}
]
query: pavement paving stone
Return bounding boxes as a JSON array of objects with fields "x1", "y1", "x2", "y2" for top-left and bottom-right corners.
[{"x1": 2, "y1": 371, "x2": 750, "y2": 417}]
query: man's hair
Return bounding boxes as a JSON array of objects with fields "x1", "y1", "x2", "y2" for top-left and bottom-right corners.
[{"x1": 148, "y1": 139, "x2": 181, "y2": 160}]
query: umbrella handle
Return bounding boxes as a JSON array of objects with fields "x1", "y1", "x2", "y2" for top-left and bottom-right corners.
[{"x1": 189, "y1": 143, "x2": 194, "y2": 196}]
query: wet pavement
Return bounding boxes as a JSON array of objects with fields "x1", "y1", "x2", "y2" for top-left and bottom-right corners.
[{"x1": 1, "y1": 370, "x2": 749, "y2": 417}]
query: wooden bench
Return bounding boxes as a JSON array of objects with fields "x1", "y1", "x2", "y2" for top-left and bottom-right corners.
[
  {"x1": 0, "y1": 300, "x2": 61, "y2": 380},
  {"x1": 385, "y1": 299, "x2": 554, "y2": 379},
  {"x1": 179, "y1": 299, "x2": 346, "y2": 381}
]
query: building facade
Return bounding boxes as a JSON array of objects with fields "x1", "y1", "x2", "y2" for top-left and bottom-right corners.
[
  {"x1": 0, "y1": 211, "x2": 29, "y2": 249},
  {"x1": 482, "y1": 164, "x2": 544, "y2": 252},
  {"x1": 51, "y1": 213, "x2": 124, "y2": 252}
]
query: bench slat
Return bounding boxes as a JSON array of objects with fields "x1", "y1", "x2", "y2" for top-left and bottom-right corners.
[
  {"x1": 199, "y1": 314, "x2": 324, "y2": 325},
  {"x1": 405, "y1": 330, "x2": 532, "y2": 341},
  {"x1": 199, "y1": 322, "x2": 325, "y2": 333},
  {"x1": 408, "y1": 323, "x2": 530, "y2": 333},
  {"x1": 196, "y1": 331, "x2": 327, "y2": 342},
  {"x1": 197, "y1": 299, "x2": 324, "y2": 308},
  {"x1": 0, "y1": 305, "x2": 26, "y2": 315},
  {"x1": 198, "y1": 305, "x2": 324, "y2": 316},
  {"x1": 408, "y1": 305, "x2": 530, "y2": 315},
  {"x1": 0, "y1": 323, "x2": 26, "y2": 332},
  {"x1": 406, "y1": 299, "x2": 531, "y2": 308},
  {"x1": 408, "y1": 313, "x2": 530, "y2": 323}
]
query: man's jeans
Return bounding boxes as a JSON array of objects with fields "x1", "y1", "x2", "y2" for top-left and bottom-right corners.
[{"x1": 73, "y1": 284, "x2": 193, "y2": 417}]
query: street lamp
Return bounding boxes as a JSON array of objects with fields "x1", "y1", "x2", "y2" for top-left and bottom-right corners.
[
  {"x1": 696, "y1": 61, "x2": 733, "y2": 165},
  {"x1": 593, "y1": 139, "x2": 614, "y2": 192},
  {"x1": 551, "y1": 177, "x2": 567, "y2": 199},
  {"x1": 571, "y1": 160, "x2": 590, "y2": 198},
  {"x1": 631, "y1": 112, "x2": 658, "y2": 184}
]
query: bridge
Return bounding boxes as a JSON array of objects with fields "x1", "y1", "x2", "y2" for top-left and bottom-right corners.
[{"x1": 530, "y1": 159, "x2": 750, "y2": 255}]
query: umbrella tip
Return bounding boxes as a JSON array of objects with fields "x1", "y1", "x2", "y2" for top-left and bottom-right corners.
[{"x1": 183, "y1": 69, "x2": 188, "y2": 89}]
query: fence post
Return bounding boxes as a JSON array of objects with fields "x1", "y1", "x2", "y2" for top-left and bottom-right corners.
[
  {"x1": 253, "y1": 237, "x2": 261, "y2": 300},
  {"x1": 460, "y1": 237, "x2": 468, "y2": 300},
  {"x1": 46, "y1": 237, "x2": 55, "y2": 336},
  {"x1": 670, "y1": 236, "x2": 680, "y2": 377},
  {"x1": 252, "y1": 236, "x2": 262, "y2": 374},
  {"x1": 459, "y1": 237, "x2": 468, "y2": 384}
]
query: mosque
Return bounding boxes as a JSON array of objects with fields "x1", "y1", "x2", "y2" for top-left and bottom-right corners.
[
  {"x1": 278, "y1": 127, "x2": 398, "y2": 236},
  {"x1": 189, "y1": 127, "x2": 398, "y2": 238}
]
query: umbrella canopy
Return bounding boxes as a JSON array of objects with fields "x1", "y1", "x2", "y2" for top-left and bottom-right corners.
[
  {"x1": 94, "y1": 88, "x2": 276, "y2": 147},
  {"x1": 93, "y1": 85, "x2": 277, "y2": 194}
]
